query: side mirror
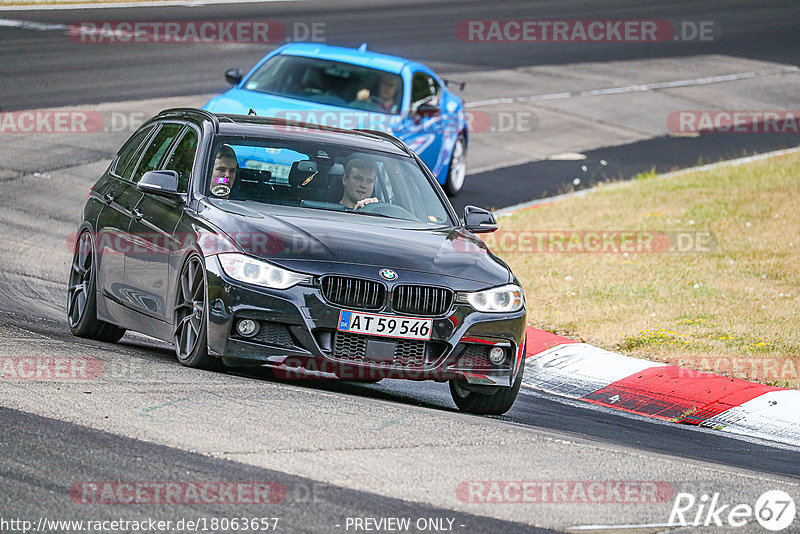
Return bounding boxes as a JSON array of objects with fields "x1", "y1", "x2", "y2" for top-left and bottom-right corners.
[
  {"x1": 225, "y1": 68, "x2": 243, "y2": 85},
  {"x1": 463, "y1": 205, "x2": 497, "y2": 233},
  {"x1": 415, "y1": 102, "x2": 440, "y2": 117},
  {"x1": 138, "y1": 170, "x2": 180, "y2": 198}
]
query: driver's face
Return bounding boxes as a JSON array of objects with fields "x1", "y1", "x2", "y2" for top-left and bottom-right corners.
[
  {"x1": 342, "y1": 168, "x2": 376, "y2": 204},
  {"x1": 213, "y1": 156, "x2": 237, "y2": 185},
  {"x1": 379, "y1": 77, "x2": 399, "y2": 101}
]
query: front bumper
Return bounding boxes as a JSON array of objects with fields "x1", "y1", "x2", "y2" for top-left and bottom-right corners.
[{"x1": 205, "y1": 257, "x2": 527, "y2": 385}]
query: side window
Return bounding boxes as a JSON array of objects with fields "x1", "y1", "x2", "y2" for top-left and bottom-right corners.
[
  {"x1": 113, "y1": 125, "x2": 155, "y2": 180},
  {"x1": 411, "y1": 72, "x2": 440, "y2": 108},
  {"x1": 163, "y1": 127, "x2": 199, "y2": 194},
  {"x1": 130, "y1": 123, "x2": 183, "y2": 184}
]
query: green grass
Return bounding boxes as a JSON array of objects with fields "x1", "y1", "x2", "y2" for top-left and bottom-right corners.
[{"x1": 495, "y1": 150, "x2": 800, "y2": 388}]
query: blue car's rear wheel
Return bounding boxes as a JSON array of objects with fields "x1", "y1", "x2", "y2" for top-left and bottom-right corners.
[{"x1": 444, "y1": 134, "x2": 467, "y2": 196}]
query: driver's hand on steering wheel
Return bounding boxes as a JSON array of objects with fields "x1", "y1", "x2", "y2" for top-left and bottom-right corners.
[
  {"x1": 354, "y1": 197, "x2": 379, "y2": 210},
  {"x1": 355, "y1": 88, "x2": 371, "y2": 101}
]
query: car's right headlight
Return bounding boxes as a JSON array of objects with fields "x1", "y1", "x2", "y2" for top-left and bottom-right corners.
[
  {"x1": 455, "y1": 284, "x2": 524, "y2": 313},
  {"x1": 217, "y1": 253, "x2": 311, "y2": 289}
]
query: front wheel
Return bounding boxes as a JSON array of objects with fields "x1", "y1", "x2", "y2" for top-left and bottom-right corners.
[
  {"x1": 449, "y1": 352, "x2": 525, "y2": 415},
  {"x1": 173, "y1": 254, "x2": 221, "y2": 370},
  {"x1": 444, "y1": 134, "x2": 467, "y2": 196}
]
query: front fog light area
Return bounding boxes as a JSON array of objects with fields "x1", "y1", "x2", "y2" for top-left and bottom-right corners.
[
  {"x1": 455, "y1": 284, "x2": 524, "y2": 313},
  {"x1": 488, "y1": 346, "x2": 506, "y2": 365},
  {"x1": 236, "y1": 318, "x2": 259, "y2": 338}
]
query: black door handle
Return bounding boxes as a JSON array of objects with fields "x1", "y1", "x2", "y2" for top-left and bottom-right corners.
[
  {"x1": 132, "y1": 208, "x2": 144, "y2": 221},
  {"x1": 104, "y1": 192, "x2": 114, "y2": 204}
]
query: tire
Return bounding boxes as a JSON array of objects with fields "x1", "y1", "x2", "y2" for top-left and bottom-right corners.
[
  {"x1": 449, "y1": 350, "x2": 525, "y2": 415},
  {"x1": 444, "y1": 134, "x2": 467, "y2": 196},
  {"x1": 173, "y1": 254, "x2": 222, "y2": 370},
  {"x1": 67, "y1": 231, "x2": 126, "y2": 343}
]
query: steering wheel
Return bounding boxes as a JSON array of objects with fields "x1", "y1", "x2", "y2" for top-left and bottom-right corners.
[
  {"x1": 357, "y1": 201, "x2": 417, "y2": 220},
  {"x1": 211, "y1": 184, "x2": 231, "y2": 197}
]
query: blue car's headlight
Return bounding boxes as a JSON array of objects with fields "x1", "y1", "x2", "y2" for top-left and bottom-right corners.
[
  {"x1": 455, "y1": 284, "x2": 524, "y2": 313},
  {"x1": 217, "y1": 253, "x2": 311, "y2": 289}
]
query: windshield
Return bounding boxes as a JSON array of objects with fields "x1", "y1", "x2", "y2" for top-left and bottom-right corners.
[
  {"x1": 206, "y1": 137, "x2": 452, "y2": 225},
  {"x1": 242, "y1": 55, "x2": 403, "y2": 115}
]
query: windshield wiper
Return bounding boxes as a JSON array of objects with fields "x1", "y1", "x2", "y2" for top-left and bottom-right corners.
[{"x1": 348, "y1": 210, "x2": 394, "y2": 219}]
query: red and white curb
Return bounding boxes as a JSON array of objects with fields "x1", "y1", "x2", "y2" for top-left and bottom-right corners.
[{"x1": 522, "y1": 327, "x2": 800, "y2": 448}]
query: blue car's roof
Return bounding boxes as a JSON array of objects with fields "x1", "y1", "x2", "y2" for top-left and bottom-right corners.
[{"x1": 275, "y1": 43, "x2": 417, "y2": 74}]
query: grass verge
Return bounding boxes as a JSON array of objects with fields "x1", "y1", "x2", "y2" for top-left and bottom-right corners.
[{"x1": 493, "y1": 150, "x2": 800, "y2": 388}]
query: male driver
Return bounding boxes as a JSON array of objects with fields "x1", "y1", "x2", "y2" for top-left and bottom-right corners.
[
  {"x1": 210, "y1": 145, "x2": 238, "y2": 198},
  {"x1": 340, "y1": 158, "x2": 379, "y2": 210},
  {"x1": 354, "y1": 74, "x2": 400, "y2": 114}
]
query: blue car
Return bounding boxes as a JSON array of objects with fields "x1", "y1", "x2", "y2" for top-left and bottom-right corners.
[{"x1": 203, "y1": 42, "x2": 469, "y2": 195}]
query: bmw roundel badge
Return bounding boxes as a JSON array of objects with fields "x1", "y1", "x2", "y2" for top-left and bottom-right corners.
[{"x1": 379, "y1": 269, "x2": 398, "y2": 281}]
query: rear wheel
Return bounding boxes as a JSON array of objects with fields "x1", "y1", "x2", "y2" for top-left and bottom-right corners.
[
  {"x1": 444, "y1": 134, "x2": 467, "y2": 196},
  {"x1": 449, "y1": 351, "x2": 525, "y2": 415},
  {"x1": 67, "y1": 231, "x2": 126, "y2": 342},
  {"x1": 173, "y1": 254, "x2": 221, "y2": 370}
]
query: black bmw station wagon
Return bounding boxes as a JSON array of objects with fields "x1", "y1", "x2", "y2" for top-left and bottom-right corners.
[{"x1": 67, "y1": 108, "x2": 527, "y2": 414}]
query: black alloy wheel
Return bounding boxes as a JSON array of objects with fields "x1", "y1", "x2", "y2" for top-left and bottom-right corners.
[{"x1": 67, "y1": 231, "x2": 126, "y2": 342}]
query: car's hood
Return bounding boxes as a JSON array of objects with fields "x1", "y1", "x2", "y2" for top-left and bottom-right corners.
[
  {"x1": 198, "y1": 199, "x2": 511, "y2": 287},
  {"x1": 204, "y1": 89, "x2": 401, "y2": 133}
]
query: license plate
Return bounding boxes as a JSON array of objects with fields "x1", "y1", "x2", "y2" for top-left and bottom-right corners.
[{"x1": 337, "y1": 310, "x2": 432, "y2": 341}]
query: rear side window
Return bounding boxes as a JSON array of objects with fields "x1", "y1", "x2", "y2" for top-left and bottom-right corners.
[
  {"x1": 411, "y1": 72, "x2": 440, "y2": 107},
  {"x1": 164, "y1": 127, "x2": 199, "y2": 194},
  {"x1": 113, "y1": 125, "x2": 155, "y2": 180},
  {"x1": 130, "y1": 123, "x2": 183, "y2": 184}
]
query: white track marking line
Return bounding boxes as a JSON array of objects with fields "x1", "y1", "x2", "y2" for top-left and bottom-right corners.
[
  {"x1": 466, "y1": 66, "x2": 800, "y2": 108},
  {"x1": 0, "y1": 18, "x2": 67, "y2": 29},
  {"x1": 0, "y1": 0, "x2": 296, "y2": 11},
  {"x1": 568, "y1": 523, "x2": 683, "y2": 531}
]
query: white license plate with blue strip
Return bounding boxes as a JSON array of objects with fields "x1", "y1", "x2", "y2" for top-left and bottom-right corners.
[{"x1": 337, "y1": 310, "x2": 432, "y2": 340}]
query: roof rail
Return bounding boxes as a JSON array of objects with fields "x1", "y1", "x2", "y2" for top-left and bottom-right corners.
[
  {"x1": 353, "y1": 128, "x2": 412, "y2": 156},
  {"x1": 156, "y1": 108, "x2": 220, "y2": 133}
]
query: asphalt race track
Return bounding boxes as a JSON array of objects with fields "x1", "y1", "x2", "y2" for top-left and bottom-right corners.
[{"x1": 1, "y1": 1, "x2": 799, "y2": 532}]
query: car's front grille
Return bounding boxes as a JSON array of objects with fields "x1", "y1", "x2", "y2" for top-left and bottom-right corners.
[
  {"x1": 321, "y1": 276, "x2": 385, "y2": 310},
  {"x1": 392, "y1": 285, "x2": 453, "y2": 316},
  {"x1": 332, "y1": 332, "x2": 426, "y2": 368}
]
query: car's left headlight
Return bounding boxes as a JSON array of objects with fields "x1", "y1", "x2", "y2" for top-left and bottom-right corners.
[
  {"x1": 216, "y1": 253, "x2": 311, "y2": 289},
  {"x1": 455, "y1": 284, "x2": 524, "y2": 313}
]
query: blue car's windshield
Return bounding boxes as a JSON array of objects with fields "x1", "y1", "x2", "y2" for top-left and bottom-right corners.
[
  {"x1": 242, "y1": 55, "x2": 403, "y2": 115},
  {"x1": 206, "y1": 137, "x2": 452, "y2": 226}
]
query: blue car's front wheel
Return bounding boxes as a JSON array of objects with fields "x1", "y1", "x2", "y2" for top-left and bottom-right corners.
[{"x1": 444, "y1": 134, "x2": 467, "y2": 196}]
